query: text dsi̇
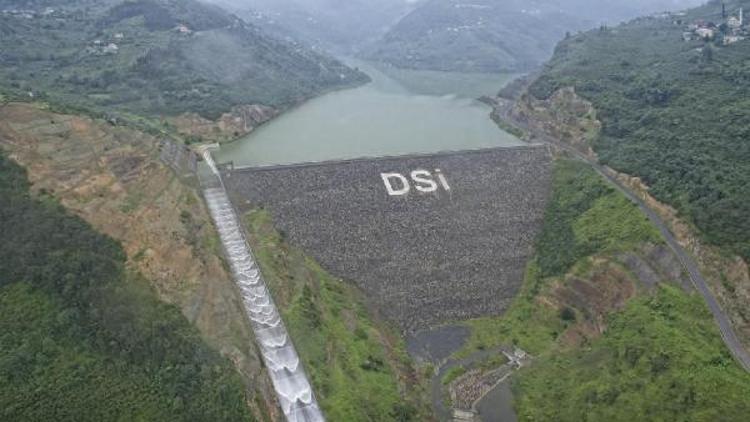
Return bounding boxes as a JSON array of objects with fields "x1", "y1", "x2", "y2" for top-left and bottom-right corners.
[{"x1": 380, "y1": 169, "x2": 451, "y2": 196}]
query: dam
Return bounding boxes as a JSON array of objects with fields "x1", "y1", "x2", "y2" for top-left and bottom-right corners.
[
  {"x1": 222, "y1": 145, "x2": 553, "y2": 332},
  {"x1": 207, "y1": 63, "x2": 553, "y2": 420}
]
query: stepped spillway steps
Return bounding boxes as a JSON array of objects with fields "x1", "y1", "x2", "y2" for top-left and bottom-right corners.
[{"x1": 202, "y1": 170, "x2": 324, "y2": 421}]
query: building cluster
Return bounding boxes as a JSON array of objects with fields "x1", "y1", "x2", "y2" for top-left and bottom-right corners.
[
  {"x1": 684, "y1": 7, "x2": 746, "y2": 45},
  {"x1": 87, "y1": 39, "x2": 120, "y2": 56}
]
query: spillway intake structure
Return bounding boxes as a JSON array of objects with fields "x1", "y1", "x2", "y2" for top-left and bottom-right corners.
[{"x1": 200, "y1": 148, "x2": 323, "y2": 422}]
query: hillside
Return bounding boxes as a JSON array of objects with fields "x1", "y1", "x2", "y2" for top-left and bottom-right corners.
[
  {"x1": 0, "y1": 101, "x2": 284, "y2": 418},
  {"x1": 0, "y1": 149, "x2": 254, "y2": 421},
  {"x1": 367, "y1": 0, "x2": 704, "y2": 73},
  {"x1": 0, "y1": 0, "x2": 368, "y2": 124},
  {"x1": 525, "y1": 0, "x2": 750, "y2": 270},
  {"x1": 455, "y1": 159, "x2": 750, "y2": 420}
]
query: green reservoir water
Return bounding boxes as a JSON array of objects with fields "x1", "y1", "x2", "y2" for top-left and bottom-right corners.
[{"x1": 215, "y1": 62, "x2": 524, "y2": 167}]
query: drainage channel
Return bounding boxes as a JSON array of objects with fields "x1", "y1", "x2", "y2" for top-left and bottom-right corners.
[{"x1": 200, "y1": 148, "x2": 324, "y2": 422}]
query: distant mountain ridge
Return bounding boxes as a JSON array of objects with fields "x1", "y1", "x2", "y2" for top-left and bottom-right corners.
[
  {"x1": 213, "y1": 0, "x2": 421, "y2": 53},
  {"x1": 367, "y1": 0, "x2": 705, "y2": 72},
  {"x1": 0, "y1": 0, "x2": 368, "y2": 120}
]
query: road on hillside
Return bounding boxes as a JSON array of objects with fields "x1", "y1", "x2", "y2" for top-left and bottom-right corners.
[{"x1": 501, "y1": 105, "x2": 750, "y2": 372}]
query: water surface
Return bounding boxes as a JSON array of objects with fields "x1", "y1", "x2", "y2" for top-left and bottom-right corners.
[{"x1": 216, "y1": 62, "x2": 522, "y2": 167}]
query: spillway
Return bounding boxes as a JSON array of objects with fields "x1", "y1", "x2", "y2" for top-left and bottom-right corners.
[{"x1": 200, "y1": 148, "x2": 324, "y2": 422}]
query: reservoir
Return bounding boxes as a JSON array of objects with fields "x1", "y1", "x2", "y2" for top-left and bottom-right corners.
[{"x1": 214, "y1": 62, "x2": 524, "y2": 167}]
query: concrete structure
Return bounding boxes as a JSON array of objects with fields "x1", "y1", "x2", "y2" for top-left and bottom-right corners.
[{"x1": 223, "y1": 145, "x2": 553, "y2": 332}]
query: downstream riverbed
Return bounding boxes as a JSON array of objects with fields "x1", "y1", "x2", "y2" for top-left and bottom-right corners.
[{"x1": 215, "y1": 62, "x2": 523, "y2": 167}]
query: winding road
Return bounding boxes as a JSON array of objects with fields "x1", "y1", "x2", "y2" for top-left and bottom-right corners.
[{"x1": 500, "y1": 104, "x2": 750, "y2": 372}]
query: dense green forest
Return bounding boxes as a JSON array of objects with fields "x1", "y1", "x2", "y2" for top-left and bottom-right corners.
[
  {"x1": 528, "y1": 0, "x2": 750, "y2": 261},
  {"x1": 461, "y1": 160, "x2": 750, "y2": 419},
  {"x1": 0, "y1": 0, "x2": 367, "y2": 119},
  {"x1": 0, "y1": 153, "x2": 252, "y2": 421}
]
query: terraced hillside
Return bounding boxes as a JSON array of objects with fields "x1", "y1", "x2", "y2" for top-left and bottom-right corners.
[
  {"x1": 0, "y1": 133, "x2": 253, "y2": 421},
  {"x1": 0, "y1": 102, "x2": 280, "y2": 420},
  {"x1": 223, "y1": 146, "x2": 553, "y2": 332}
]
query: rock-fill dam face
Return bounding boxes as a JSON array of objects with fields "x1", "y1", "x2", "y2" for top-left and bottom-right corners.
[{"x1": 223, "y1": 145, "x2": 553, "y2": 332}]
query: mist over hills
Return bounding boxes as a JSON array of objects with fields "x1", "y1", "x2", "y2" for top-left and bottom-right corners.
[
  {"x1": 0, "y1": 0, "x2": 368, "y2": 119},
  {"x1": 211, "y1": 0, "x2": 421, "y2": 53},
  {"x1": 367, "y1": 0, "x2": 706, "y2": 72},
  {"x1": 205, "y1": 0, "x2": 706, "y2": 73}
]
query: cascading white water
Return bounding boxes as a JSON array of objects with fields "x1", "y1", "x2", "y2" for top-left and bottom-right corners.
[{"x1": 200, "y1": 149, "x2": 324, "y2": 422}]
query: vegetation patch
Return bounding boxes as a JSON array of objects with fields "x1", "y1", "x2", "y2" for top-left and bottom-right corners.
[
  {"x1": 244, "y1": 209, "x2": 426, "y2": 421},
  {"x1": 514, "y1": 284, "x2": 750, "y2": 420},
  {"x1": 442, "y1": 366, "x2": 468, "y2": 386}
]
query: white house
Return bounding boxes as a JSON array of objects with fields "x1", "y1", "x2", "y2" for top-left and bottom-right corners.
[
  {"x1": 103, "y1": 43, "x2": 119, "y2": 54},
  {"x1": 696, "y1": 27, "x2": 715, "y2": 39}
]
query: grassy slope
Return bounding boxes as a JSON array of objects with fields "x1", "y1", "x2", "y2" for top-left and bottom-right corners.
[
  {"x1": 515, "y1": 284, "x2": 750, "y2": 421},
  {"x1": 244, "y1": 209, "x2": 425, "y2": 422},
  {"x1": 0, "y1": 153, "x2": 252, "y2": 421},
  {"x1": 529, "y1": 0, "x2": 750, "y2": 261},
  {"x1": 458, "y1": 159, "x2": 750, "y2": 420}
]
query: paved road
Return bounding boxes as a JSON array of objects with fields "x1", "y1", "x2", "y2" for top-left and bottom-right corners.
[{"x1": 501, "y1": 107, "x2": 750, "y2": 372}]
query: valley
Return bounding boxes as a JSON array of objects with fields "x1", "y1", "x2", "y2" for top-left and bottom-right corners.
[{"x1": 1, "y1": 0, "x2": 750, "y2": 421}]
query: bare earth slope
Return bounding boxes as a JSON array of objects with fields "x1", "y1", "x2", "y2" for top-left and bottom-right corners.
[{"x1": 0, "y1": 102, "x2": 281, "y2": 420}]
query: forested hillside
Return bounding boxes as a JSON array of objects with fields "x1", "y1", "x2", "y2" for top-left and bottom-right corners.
[
  {"x1": 528, "y1": 0, "x2": 750, "y2": 262},
  {"x1": 0, "y1": 153, "x2": 252, "y2": 420},
  {"x1": 368, "y1": 0, "x2": 703, "y2": 72},
  {"x1": 461, "y1": 160, "x2": 750, "y2": 420},
  {"x1": 0, "y1": 0, "x2": 368, "y2": 120}
]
